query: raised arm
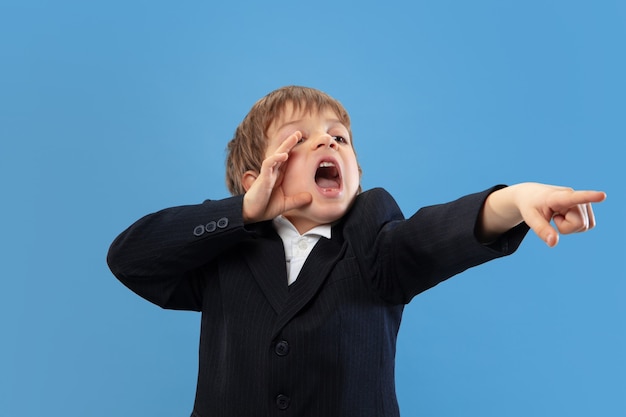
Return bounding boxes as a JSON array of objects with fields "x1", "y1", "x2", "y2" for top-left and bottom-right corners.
[{"x1": 107, "y1": 195, "x2": 250, "y2": 310}]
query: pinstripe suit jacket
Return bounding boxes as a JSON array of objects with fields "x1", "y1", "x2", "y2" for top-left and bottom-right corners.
[{"x1": 107, "y1": 187, "x2": 528, "y2": 417}]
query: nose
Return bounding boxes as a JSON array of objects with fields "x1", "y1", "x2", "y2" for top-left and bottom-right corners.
[{"x1": 311, "y1": 134, "x2": 337, "y2": 150}]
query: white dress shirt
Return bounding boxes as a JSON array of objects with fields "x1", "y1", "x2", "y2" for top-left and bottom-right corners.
[{"x1": 272, "y1": 216, "x2": 332, "y2": 286}]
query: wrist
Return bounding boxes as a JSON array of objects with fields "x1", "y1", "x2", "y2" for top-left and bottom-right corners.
[{"x1": 478, "y1": 186, "x2": 523, "y2": 241}]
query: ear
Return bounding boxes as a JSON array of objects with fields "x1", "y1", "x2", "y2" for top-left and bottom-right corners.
[{"x1": 242, "y1": 170, "x2": 259, "y2": 192}]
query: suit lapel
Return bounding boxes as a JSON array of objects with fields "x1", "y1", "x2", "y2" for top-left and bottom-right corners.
[
  {"x1": 271, "y1": 236, "x2": 347, "y2": 338},
  {"x1": 243, "y1": 224, "x2": 289, "y2": 315}
]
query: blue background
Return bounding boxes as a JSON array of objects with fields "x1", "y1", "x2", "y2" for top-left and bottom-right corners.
[{"x1": 1, "y1": 1, "x2": 624, "y2": 416}]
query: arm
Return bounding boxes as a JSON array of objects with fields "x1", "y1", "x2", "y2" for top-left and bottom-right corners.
[
  {"x1": 345, "y1": 187, "x2": 530, "y2": 304},
  {"x1": 477, "y1": 183, "x2": 606, "y2": 247},
  {"x1": 107, "y1": 195, "x2": 250, "y2": 311}
]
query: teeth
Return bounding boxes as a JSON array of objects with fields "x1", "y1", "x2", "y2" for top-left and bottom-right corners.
[{"x1": 319, "y1": 161, "x2": 335, "y2": 168}]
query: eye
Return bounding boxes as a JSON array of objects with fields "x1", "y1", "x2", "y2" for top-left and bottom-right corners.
[
  {"x1": 296, "y1": 136, "x2": 306, "y2": 144},
  {"x1": 332, "y1": 136, "x2": 348, "y2": 144}
]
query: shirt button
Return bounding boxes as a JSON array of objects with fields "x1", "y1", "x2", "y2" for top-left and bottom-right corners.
[
  {"x1": 297, "y1": 239, "x2": 308, "y2": 250},
  {"x1": 276, "y1": 394, "x2": 291, "y2": 410},
  {"x1": 275, "y1": 340, "x2": 290, "y2": 356}
]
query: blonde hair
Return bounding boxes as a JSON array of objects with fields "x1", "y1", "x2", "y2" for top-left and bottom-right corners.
[{"x1": 225, "y1": 86, "x2": 356, "y2": 195}]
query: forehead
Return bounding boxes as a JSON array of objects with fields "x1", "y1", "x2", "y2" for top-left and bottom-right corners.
[{"x1": 268, "y1": 101, "x2": 347, "y2": 132}]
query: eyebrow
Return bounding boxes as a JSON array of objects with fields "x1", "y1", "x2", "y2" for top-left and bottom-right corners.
[{"x1": 277, "y1": 118, "x2": 347, "y2": 131}]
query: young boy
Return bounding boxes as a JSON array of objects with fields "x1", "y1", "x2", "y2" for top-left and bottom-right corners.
[{"x1": 107, "y1": 86, "x2": 605, "y2": 417}]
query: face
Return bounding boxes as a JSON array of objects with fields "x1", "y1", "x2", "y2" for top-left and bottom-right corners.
[{"x1": 263, "y1": 103, "x2": 360, "y2": 233}]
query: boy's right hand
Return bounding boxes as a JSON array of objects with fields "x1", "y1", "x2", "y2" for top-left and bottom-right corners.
[{"x1": 241, "y1": 132, "x2": 313, "y2": 224}]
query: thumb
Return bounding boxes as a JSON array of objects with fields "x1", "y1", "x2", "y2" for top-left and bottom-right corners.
[
  {"x1": 524, "y1": 209, "x2": 560, "y2": 247},
  {"x1": 283, "y1": 192, "x2": 312, "y2": 212}
]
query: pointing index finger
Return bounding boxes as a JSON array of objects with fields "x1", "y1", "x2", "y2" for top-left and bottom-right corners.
[
  {"x1": 552, "y1": 190, "x2": 607, "y2": 211},
  {"x1": 572, "y1": 190, "x2": 606, "y2": 204}
]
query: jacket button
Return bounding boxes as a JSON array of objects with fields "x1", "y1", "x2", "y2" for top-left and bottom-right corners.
[
  {"x1": 193, "y1": 225, "x2": 205, "y2": 236},
  {"x1": 276, "y1": 394, "x2": 290, "y2": 410},
  {"x1": 217, "y1": 217, "x2": 229, "y2": 228},
  {"x1": 275, "y1": 340, "x2": 290, "y2": 356},
  {"x1": 205, "y1": 221, "x2": 217, "y2": 233}
]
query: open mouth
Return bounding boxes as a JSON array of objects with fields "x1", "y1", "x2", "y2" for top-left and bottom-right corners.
[{"x1": 315, "y1": 160, "x2": 341, "y2": 189}]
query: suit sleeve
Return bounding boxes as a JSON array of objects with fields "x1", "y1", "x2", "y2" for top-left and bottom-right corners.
[
  {"x1": 348, "y1": 187, "x2": 529, "y2": 304},
  {"x1": 106, "y1": 195, "x2": 250, "y2": 311}
]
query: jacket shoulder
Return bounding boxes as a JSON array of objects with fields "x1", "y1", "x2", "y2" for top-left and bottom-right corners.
[{"x1": 341, "y1": 188, "x2": 405, "y2": 234}]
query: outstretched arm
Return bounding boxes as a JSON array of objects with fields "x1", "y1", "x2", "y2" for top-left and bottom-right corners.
[{"x1": 477, "y1": 182, "x2": 606, "y2": 247}]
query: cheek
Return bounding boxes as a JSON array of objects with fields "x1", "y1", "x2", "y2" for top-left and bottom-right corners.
[
  {"x1": 345, "y1": 156, "x2": 361, "y2": 183},
  {"x1": 283, "y1": 155, "x2": 307, "y2": 183}
]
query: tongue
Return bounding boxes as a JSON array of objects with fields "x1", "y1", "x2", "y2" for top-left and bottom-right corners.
[{"x1": 316, "y1": 177, "x2": 340, "y2": 189}]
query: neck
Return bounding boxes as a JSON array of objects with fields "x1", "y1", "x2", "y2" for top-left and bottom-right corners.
[{"x1": 283, "y1": 215, "x2": 326, "y2": 235}]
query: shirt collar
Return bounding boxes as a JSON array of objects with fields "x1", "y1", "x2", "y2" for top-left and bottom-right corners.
[{"x1": 272, "y1": 215, "x2": 332, "y2": 241}]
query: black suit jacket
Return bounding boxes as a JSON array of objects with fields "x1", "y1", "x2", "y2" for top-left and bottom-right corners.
[{"x1": 107, "y1": 187, "x2": 528, "y2": 417}]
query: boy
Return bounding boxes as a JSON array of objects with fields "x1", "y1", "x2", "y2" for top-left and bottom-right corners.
[{"x1": 107, "y1": 86, "x2": 605, "y2": 417}]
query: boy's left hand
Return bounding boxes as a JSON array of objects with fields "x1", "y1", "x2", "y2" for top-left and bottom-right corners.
[{"x1": 480, "y1": 183, "x2": 607, "y2": 247}]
